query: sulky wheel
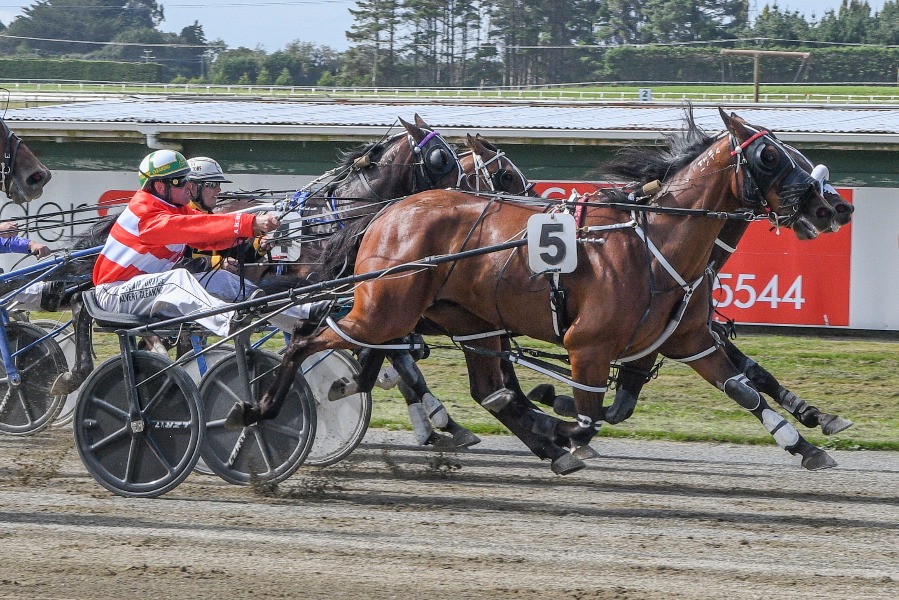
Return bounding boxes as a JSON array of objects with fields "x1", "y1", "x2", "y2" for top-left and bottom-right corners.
[
  {"x1": 199, "y1": 349, "x2": 316, "y2": 485},
  {"x1": 180, "y1": 345, "x2": 233, "y2": 476},
  {"x1": 73, "y1": 351, "x2": 204, "y2": 498},
  {"x1": 302, "y1": 350, "x2": 371, "y2": 467},
  {"x1": 31, "y1": 318, "x2": 80, "y2": 428},
  {"x1": 0, "y1": 321, "x2": 68, "y2": 435}
]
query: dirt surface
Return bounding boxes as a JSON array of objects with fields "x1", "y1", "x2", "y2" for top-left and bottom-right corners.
[{"x1": 1, "y1": 428, "x2": 897, "y2": 599}]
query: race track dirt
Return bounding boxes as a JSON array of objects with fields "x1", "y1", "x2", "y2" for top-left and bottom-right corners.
[{"x1": 1, "y1": 428, "x2": 897, "y2": 599}]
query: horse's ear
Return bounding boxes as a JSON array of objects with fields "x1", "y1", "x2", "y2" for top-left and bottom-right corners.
[
  {"x1": 466, "y1": 133, "x2": 481, "y2": 151},
  {"x1": 414, "y1": 113, "x2": 430, "y2": 128},
  {"x1": 719, "y1": 107, "x2": 752, "y2": 142},
  {"x1": 399, "y1": 116, "x2": 425, "y2": 142}
]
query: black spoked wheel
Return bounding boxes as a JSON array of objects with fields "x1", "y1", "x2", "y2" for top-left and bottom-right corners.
[
  {"x1": 180, "y1": 346, "x2": 234, "y2": 476},
  {"x1": 199, "y1": 350, "x2": 316, "y2": 485},
  {"x1": 73, "y1": 351, "x2": 204, "y2": 498},
  {"x1": 0, "y1": 322, "x2": 68, "y2": 435},
  {"x1": 302, "y1": 350, "x2": 371, "y2": 467}
]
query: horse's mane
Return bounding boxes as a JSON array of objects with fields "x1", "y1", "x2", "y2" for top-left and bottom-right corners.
[{"x1": 602, "y1": 106, "x2": 716, "y2": 199}]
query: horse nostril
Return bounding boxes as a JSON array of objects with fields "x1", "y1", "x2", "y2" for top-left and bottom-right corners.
[
  {"x1": 816, "y1": 206, "x2": 834, "y2": 219},
  {"x1": 27, "y1": 172, "x2": 45, "y2": 185},
  {"x1": 836, "y1": 204, "x2": 852, "y2": 214}
]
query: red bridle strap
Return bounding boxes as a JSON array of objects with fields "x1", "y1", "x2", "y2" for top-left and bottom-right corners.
[{"x1": 730, "y1": 130, "x2": 769, "y2": 156}]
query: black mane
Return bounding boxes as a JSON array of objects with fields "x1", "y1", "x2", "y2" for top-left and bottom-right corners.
[{"x1": 602, "y1": 106, "x2": 716, "y2": 190}]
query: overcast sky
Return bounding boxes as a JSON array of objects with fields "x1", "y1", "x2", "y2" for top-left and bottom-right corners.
[{"x1": 0, "y1": 1, "x2": 890, "y2": 53}]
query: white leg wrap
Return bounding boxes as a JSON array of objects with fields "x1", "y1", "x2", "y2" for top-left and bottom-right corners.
[
  {"x1": 407, "y1": 403, "x2": 433, "y2": 445},
  {"x1": 762, "y1": 408, "x2": 800, "y2": 449},
  {"x1": 577, "y1": 414, "x2": 602, "y2": 431},
  {"x1": 375, "y1": 365, "x2": 400, "y2": 390},
  {"x1": 422, "y1": 392, "x2": 449, "y2": 428}
]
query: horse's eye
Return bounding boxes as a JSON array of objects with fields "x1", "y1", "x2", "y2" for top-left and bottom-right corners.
[{"x1": 760, "y1": 146, "x2": 779, "y2": 166}]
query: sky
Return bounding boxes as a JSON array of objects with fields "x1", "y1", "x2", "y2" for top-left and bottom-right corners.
[{"x1": 0, "y1": 1, "x2": 891, "y2": 54}]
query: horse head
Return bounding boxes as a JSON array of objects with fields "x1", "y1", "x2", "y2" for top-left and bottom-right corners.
[
  {"x1": 402, "y1": 115, "x2": 461, "y2": 192},
  {"x1": 459, "y1": 133, "x2": 534, "y2": 196},
  {"x1": 720, "y1": 109, "x2": 834, "y2": 239},
  {"x1": 0, "y1": 117, "x2": 52, "y2": 204}
]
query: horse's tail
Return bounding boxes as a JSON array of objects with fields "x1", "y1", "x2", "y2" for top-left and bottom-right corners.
[{"x1": 71, "y1": 215, "x2": 116, "y2": 250}]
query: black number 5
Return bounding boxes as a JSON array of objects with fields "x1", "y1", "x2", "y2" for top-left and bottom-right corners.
[{"x1": 539, "y1": 223, "x2": 566, "y2": 265}]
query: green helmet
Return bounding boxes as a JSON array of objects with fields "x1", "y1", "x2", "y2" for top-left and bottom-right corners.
[{"x1": 138, "y1": 150, "x2": 191, "y2": 188}]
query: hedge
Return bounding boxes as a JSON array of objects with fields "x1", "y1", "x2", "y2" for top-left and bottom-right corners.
[
  {"x1": 0, "y1": 58, "x2": 162, "y2": 83},
  {"x1": 602, "y1": 46, "x2": 899, "y2": 83}
]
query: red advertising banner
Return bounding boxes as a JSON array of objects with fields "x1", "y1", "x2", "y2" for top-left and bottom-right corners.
[{"x1": 533, "y1": 181, "x2": 854, "y2": 327}]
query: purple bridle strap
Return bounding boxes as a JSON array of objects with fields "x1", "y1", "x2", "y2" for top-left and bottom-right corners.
[{"x1": 417, "y1": 130, "x2": 440, "y2": 148}]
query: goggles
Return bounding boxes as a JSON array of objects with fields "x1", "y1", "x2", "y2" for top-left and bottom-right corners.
[
  {"x1": 201, "y1": 181, "x2": 222, "y2": 189},
  {"x1": 167, "y1": 176, "x2": 192, "y2": 188}
]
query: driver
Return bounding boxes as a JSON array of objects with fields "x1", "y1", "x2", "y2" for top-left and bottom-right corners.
[{"x1": 92, "y1": 150, "x2": 327, "y2": 337}]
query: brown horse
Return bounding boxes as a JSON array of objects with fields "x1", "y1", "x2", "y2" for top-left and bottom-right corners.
[
  {"x1": 530, "y1": 127, "x2": 855, "y2": 439},
  {"x1": 0, "y1": 116, "x2": 52, "y2": 204},
  {"x1": 229, "y1": 108, "x2": 838, "y2": 474}
]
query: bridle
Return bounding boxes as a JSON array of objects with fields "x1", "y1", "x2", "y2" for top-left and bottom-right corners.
[
  {"x1": 729, "y1": 124, "x2": 817, "y2": 228},
  {"x1": 0, "y1": 117, "x2": 22, "y2": 199},
  {"x1": 464, "y1": 148, "x2": 534, "y2": 195},
  {"x1": 408, "y1": 128, "x2": 463, "y2": 193}
]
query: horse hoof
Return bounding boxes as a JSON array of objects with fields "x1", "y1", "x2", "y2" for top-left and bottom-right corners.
[
  {"x1": 820, "y1": 415, "x2": 853, "y2": 436},
  {"x1": 801, "y1": 449, "x2": 838, "y2": 471},
  {"x1": 328, "y1": 376, "x2": 357, "y2": 401},
  {"x1": 481, "y1": 388, "x2": 514, "y2": 413},
  {"x1": 450, "y1": 427, "x2": 481, "y2": 448},
  {"x1": 422, "y1": 393, "x2": 449, "y2": 428},
  {"x1": 50, "y1": 372, "x2": 77, "y2": 396},
  {"x1": 572, "y1": 444, "x2": 601, "y2": 460},
  {"x1": 551, "y1": 453, "x2": 586, "y2": 475},
  {"x1": 527, "y1": 383, "x2": 557, "y2": 407},
  {"x1": 425, "y1": 432, "x2": 456, "y2": 450},
  {"x1": 224, "y1": 401, "x2": 250, "y2": 431},
  {"x1": 552, "y1": 395, "x2": 577, "y2": 418}
]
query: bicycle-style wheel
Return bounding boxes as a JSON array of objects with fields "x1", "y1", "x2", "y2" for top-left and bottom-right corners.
[
  {"x1": 302, "y1": 350, "x2": 371, "y2": 467},
  {"x1": 73, "y1": 351, "x2": 204, "y2": 498},
  {"x1": 180, "y1": 345, "x2": 233, "y2": 476},
  {"x1": 199, "y1": 349, "x2": 316, "y2": 485},
  {"x1": 0, "y1": 322, "x2": 67, "y2": 435}
]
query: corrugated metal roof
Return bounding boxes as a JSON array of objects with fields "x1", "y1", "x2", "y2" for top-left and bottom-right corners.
[{"x1": 6, "y1": 98, "x2": 899, "y2": 143}]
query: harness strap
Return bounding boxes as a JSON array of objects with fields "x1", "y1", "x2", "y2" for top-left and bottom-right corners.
[
  {"x1": 507, "y1": 353, "x2": 608, "y2": 394},
  {"x1": 631, "y1": 211, "x2": 691, "y2": 290},
  {"x1": 670, "y1": 344, "x2": 719, "y2": 363},
  {"x1": 324, "y1": 316, "x2": 424, "y2": 351},
  {"x1": 451, "y1": 329, "x2": 508, "y2": 342},
  {"x1": 714, "y1": 237, "x2": 738, "y2": 254}
]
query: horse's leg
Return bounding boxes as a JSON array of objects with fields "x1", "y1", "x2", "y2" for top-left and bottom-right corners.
[
  {"x1": 227, "y1": 323, "x2": 359, "y2": 428},
  {"x1": 462, "y1": 343, "x2": 583, "y2": 475},
  {"x1": 711, "y1": 322, "x2": 852, "y2": 435},
  {"x1": 687, "y1": 349, "x2": 837, "y2": 470},
  {"x1": 387, "y1": 350, "x2": 480, "y2": 448},
  {"x1": 50, "y1": 294, "x2": 94, "y2": 396},
  {"x1": 552, "y1": 346, "x2": 612, "y2": 456}
]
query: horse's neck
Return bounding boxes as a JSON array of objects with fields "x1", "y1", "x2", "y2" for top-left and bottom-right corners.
[
  {"x1": 710, "y1": 220, "x2": 750, "y2": 272},
  {"x1": 644, "y1": 145, "x2": 740, "y2": 285}
]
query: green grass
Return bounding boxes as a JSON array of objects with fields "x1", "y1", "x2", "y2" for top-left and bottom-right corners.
[
  {"x1": 7, "y1": 82, "x2": 899, "y2": 105},
  {"x1": 35, "y1": 309, "x2": 897, "y2": 450}
]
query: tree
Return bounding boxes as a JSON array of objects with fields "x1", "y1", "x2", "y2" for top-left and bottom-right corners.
[
  {"x1": 751, "y1": 3, "x2": 811, "y2": 41},
  {"x1": 0, "y1": 1, "x2": 164, "y2": 54}
]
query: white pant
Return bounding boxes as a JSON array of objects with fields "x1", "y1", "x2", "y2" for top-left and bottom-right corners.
[
  {"x1": 95, "y1": 269, "x2": 310, "y2": 337},
  {"x1": 10, "y1": 281, "x2": 44, "y2": 311}
]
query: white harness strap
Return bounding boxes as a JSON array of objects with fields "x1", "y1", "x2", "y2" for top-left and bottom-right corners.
[
  {"x1": 631, "y1": 212, "x2": 691, "y2": 290},
  {"x1": 451, "y1": 329, "x2": 508, "y2": 342},
  {"x1": 670, "y1": 344, "x2": 719, "y2": 363},
  {"x1": 324, "y1": 316, "x2": 424, "y2": 350},
  {"x1": 507, "y1": 353, "x2": 608, "y2": 394},
  {"x1": 714, "y1": 237, "x2": 738, "y2": 255}
]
